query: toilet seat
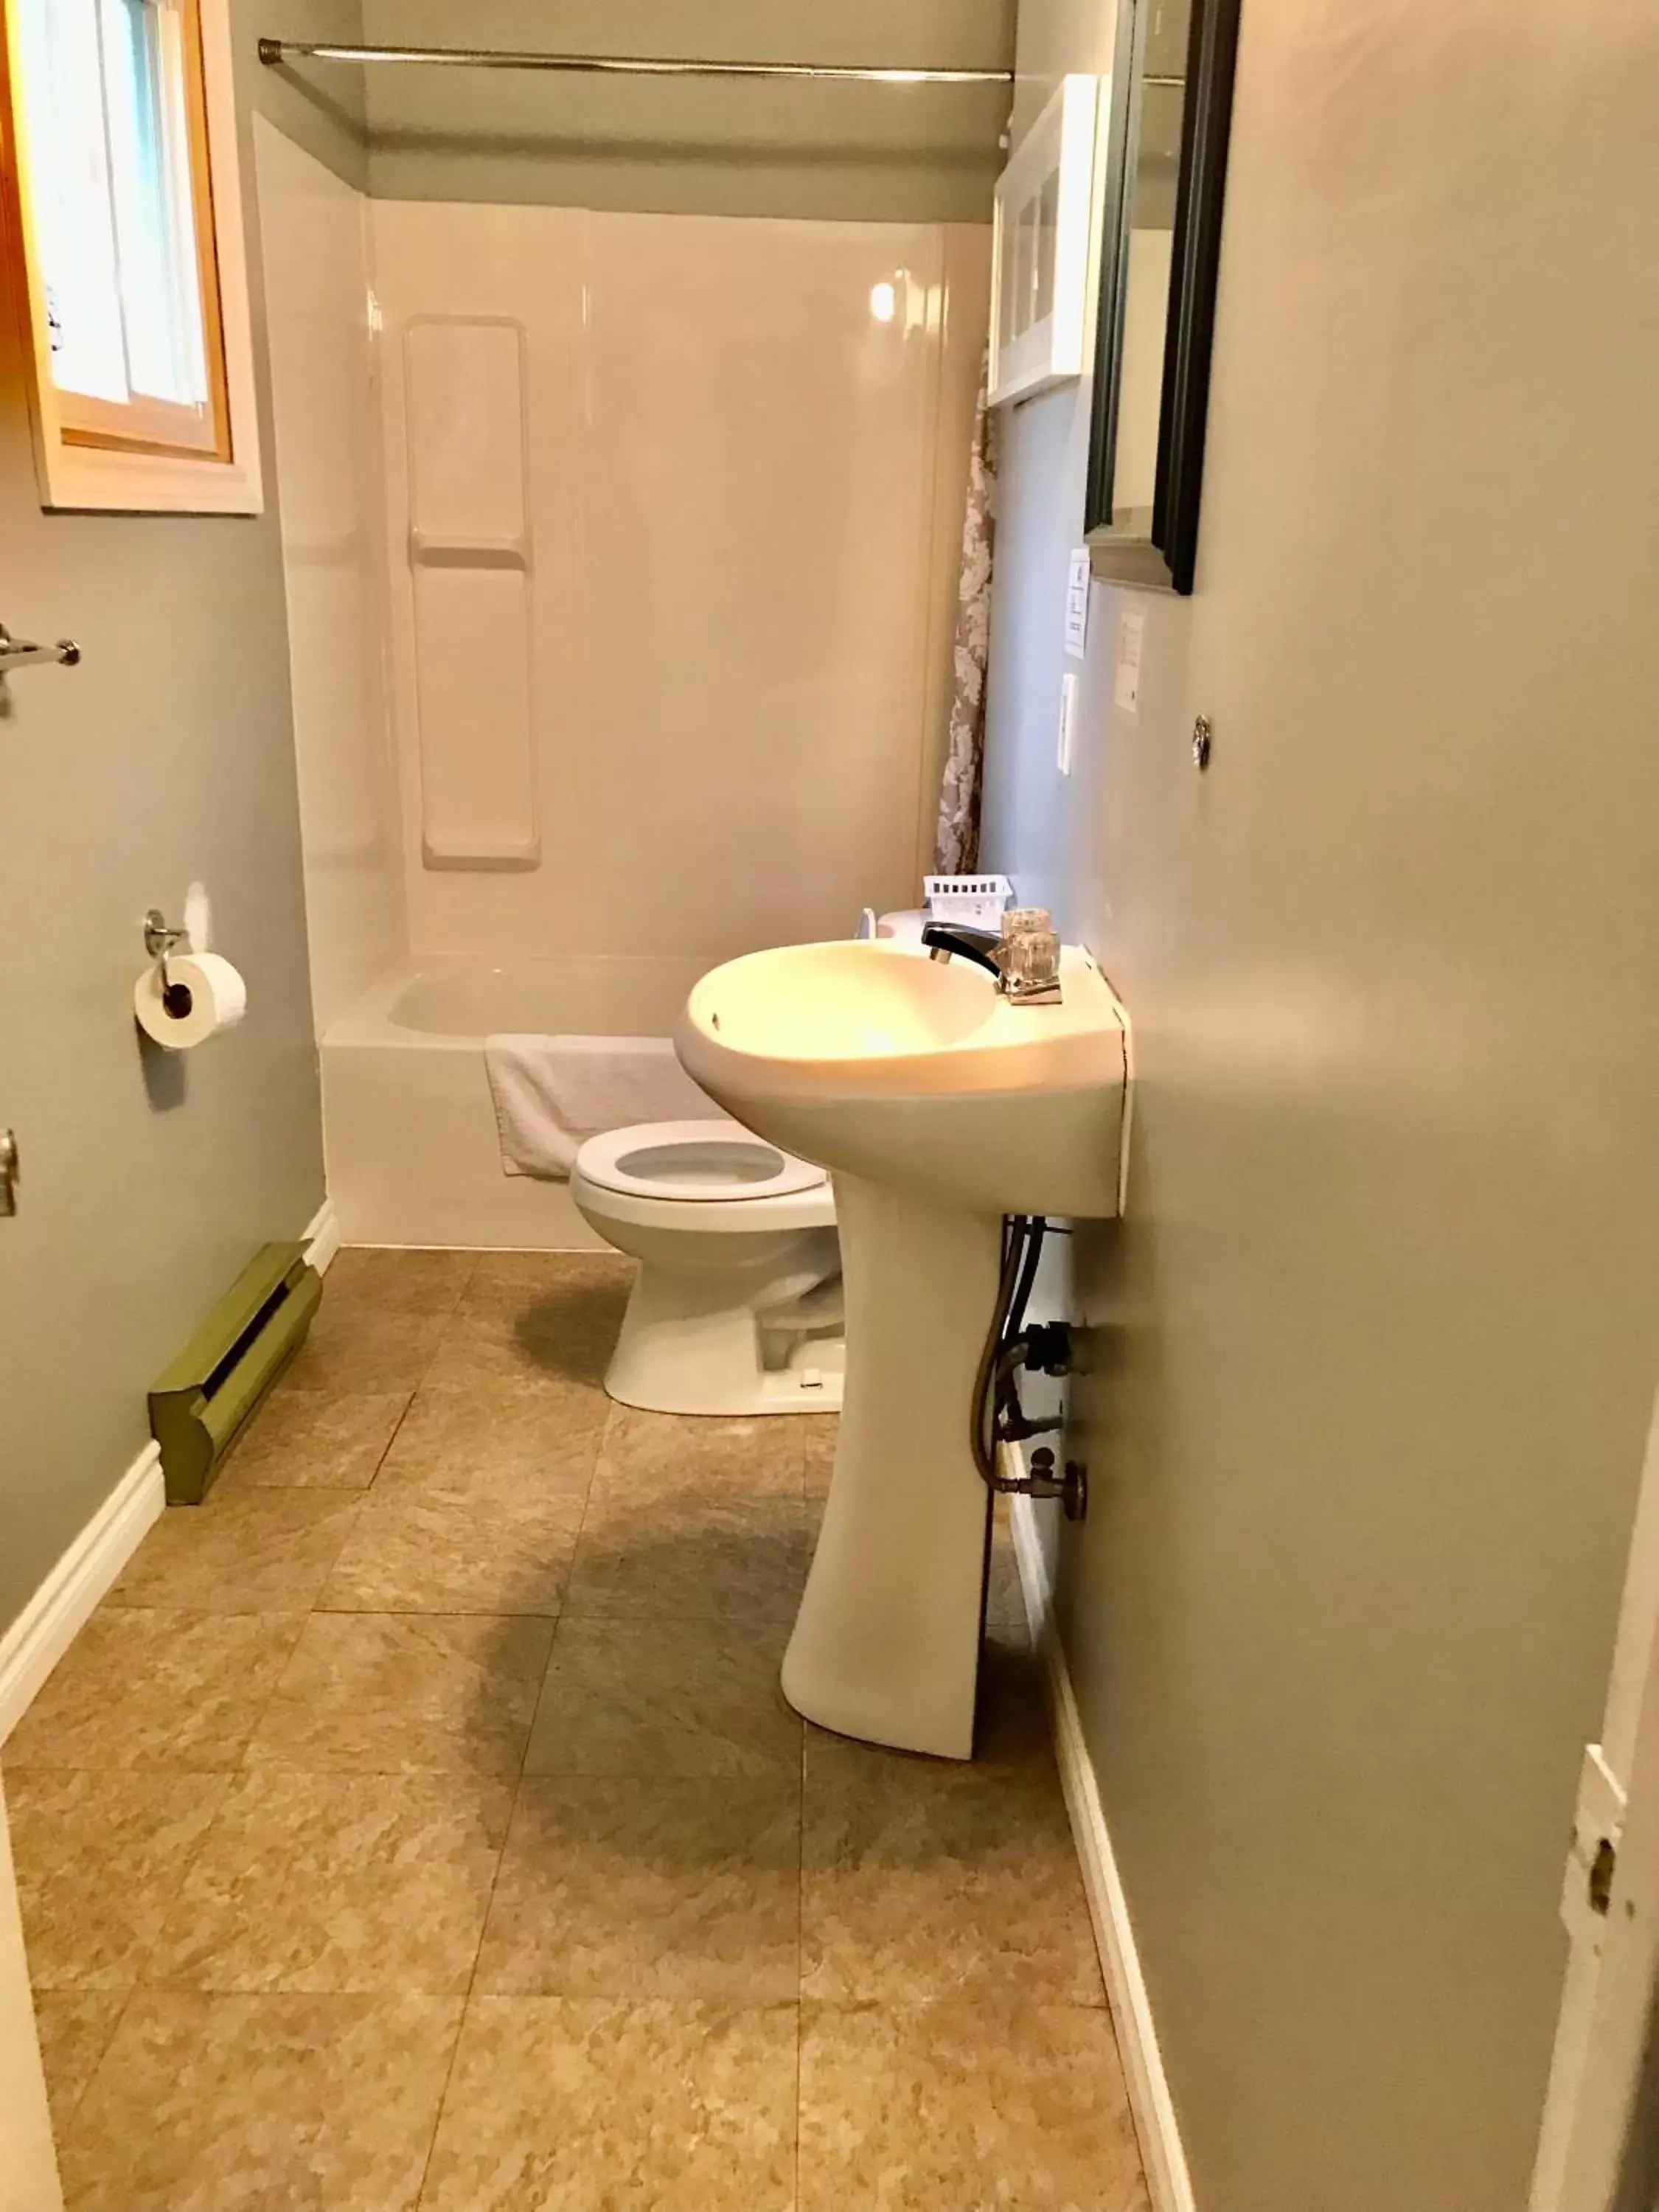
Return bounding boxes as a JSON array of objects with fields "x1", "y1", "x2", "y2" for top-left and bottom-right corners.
[{"x1": 575, "y1": 1120, "x2": 827, "y2": 1205}]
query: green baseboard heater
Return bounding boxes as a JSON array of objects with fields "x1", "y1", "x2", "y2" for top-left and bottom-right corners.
[{"x1": 149, "y1": 1241, "x2": 324, "y2": 1506}]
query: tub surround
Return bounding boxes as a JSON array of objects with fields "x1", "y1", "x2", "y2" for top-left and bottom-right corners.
[
  {"x1": 256, "y1": 120, "x2": 404, "y2": 1038},
  {"x1": 257, "y1": 145, "x2": 993, "y2": 1252},
  {"x1": 373, "y1": 200, "x2": 989, "y2": 962},
  {"x1": 322, "y1": 959, "x2": 709, "y2": 1249},
  {"x1": 259, "y1": 152, "x2": 990, "y2": 1004}
]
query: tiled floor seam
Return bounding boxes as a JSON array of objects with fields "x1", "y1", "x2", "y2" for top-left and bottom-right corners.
[
  {"x1": 552, "y1": 1436, "x2": 605, "y2": 1546},
  {"x1": 337, "y1": 1334, "x2": 538, "y2": 2212},
  {"x1": 411, "y1": 1753, "x2": 529, "y2": 2208},
  {"x1": 362, "y1": 1385, "x2": 422, "y2": 1492},
  {"x1": 307, "y1": 1601, "x2": 568, "y2": 1620},
  {"x1": 231, "y1": 1592, "x2": 342, "y2": 1772},
  {"x1": 69, "y1": 1986, "x2": 133, "y2": 2130},
  {"x1": 133, "y1": 1769, "x2": 246, "y2": 1995},
  {"x1": 46, "y1": 1982, "x2": 136, "y2": 2147},
  {"x1": 41, "y1": 1760, "x2": 234, "y2": 2156}
]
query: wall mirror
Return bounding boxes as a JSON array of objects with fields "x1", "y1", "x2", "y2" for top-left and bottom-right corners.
[{"x1": 1084, "y1": 0, "x2": 1241, "y2": 594}]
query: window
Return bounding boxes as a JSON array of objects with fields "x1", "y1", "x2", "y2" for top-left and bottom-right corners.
[
  {"x1": 19, "y1": 0, "x2": 227, "y2": 458},
  {"x1": 0, "y1": 0, "x2": 262, "y2": 512}
]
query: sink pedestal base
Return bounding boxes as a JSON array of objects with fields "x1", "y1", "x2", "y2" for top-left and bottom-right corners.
[{"x1": 780, "y1": 1174, "x2": 1001, "y2": 1760}]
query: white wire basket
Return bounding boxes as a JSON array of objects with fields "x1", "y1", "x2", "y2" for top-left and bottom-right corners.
[{"x1": 923, "y1": 874, "x2": 1014, "y2": 930}]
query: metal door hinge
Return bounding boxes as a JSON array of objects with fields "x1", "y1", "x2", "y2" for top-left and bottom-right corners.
[{"x1": 0, "y1": 1129, "x2": 18, "y2": 1216}]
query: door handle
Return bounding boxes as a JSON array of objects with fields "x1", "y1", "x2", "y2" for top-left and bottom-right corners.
[{"x1": 0, "y1": 1129, "x2": 18, "y2": 1216}]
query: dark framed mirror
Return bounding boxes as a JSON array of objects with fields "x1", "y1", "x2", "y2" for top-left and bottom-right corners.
[{"x1": 1084, "y1": 0, "x2": 1242, "y2": 594}]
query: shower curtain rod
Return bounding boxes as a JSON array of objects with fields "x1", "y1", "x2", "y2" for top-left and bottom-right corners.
[{"x1": 256, "y1": 40, "x2": 1014, "y2": 86}]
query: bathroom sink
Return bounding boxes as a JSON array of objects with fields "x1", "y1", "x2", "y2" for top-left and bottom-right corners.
[
  {"x1": 683, "y1": 939, "x2": 994, "y2": 1072},
  {"x1": 677, "y1": 938, "x2": 1128, "y2": 1218},
  {"x1": 675, "y1": 936, "x2": 1131, "y2": 1763}
]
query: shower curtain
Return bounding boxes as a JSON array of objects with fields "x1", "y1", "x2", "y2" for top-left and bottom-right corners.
[{"x1": 934, "y1": 352, "x2": 1000, "y2": 873}]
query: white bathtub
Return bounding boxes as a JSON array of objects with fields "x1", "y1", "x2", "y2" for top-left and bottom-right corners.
[{"x1": 322, "y1": 955, "x2": 713, "y2": 1249}]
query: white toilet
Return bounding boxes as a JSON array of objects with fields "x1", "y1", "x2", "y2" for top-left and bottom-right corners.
[{"x1": 569, "y1": 1119, "x2": 844, "y2": 1416}]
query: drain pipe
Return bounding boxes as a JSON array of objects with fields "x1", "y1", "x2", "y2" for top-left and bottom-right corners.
[{"x1": 970, "y1": 1214, "x2": 1088, "y2": 1520}]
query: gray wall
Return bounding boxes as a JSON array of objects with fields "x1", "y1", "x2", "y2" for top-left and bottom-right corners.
[
  {"x1": 355, "y1": 0, "x2": 1015, "y2": 219},
  {"x1": 984, "y1": 1, "x2": 1659, "y2": 2207},
  {"x1": 0, "y1": 14, "x2": 345, "y2": 1636},
  {"x1": 240, "y1": 0, "x2": 369, "y2": 189}
]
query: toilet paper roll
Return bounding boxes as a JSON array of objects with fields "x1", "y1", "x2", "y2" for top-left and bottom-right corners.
[{"x1": 133, "y1": 953, "x2": 248, "y2": 1051}]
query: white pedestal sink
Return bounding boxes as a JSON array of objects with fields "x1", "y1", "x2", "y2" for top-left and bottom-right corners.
[{"x1": 677, "y1": 939, "x2": 1129, "y2": 1759}]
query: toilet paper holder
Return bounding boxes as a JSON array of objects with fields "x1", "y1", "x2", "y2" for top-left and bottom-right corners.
[
  {"x1": 134, "y1": 910, "x2": 248, "y2": 1051},
  {"x1": 143, "y1": 909, "x2": 192, "y2": 1007}
]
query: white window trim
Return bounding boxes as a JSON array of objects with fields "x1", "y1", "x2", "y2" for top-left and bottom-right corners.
[{"x1": 1, "y1": 0, "x2": 262, "y2": 516}]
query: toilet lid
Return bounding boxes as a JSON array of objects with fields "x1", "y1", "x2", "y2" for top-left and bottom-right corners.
[{"x1": 574, "y1": 1120, "x2": 829, "y2": 1204}]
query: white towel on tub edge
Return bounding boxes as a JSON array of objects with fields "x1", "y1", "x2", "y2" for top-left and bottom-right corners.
[{"x1": 483, "y1": 1034, "x2": 731, "y2": 1180}]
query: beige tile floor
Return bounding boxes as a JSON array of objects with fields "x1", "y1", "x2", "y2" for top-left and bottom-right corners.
[{"x1": 6, "y1": 1248, "x2": 1149, "y2": 2211}]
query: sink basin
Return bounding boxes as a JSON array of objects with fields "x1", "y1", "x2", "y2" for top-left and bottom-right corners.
[
  {"x1": 675, "y1": 937, "x2": 1130, "y2": 1761},
  {"x1": 685, "y1": 939, "x2": 994, "y2": 1071},
  {"x1": 678, "y1": 939, "x2": 1128, "y2": 1218}
]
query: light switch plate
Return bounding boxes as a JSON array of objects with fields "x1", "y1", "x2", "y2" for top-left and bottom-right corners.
[
  {"x1": 1114, "y1": 609, "x2": 1144, "y2": 714},
  {"x1": 1064, "y1": 548, "x2": 1091, "y2": 657},
  {"x1": 1057, "y1": 670, "x2": 1079, "y2": 776}
]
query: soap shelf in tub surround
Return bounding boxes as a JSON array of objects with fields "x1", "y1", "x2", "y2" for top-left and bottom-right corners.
[{"x1": 401, "y1": 315, "x2": 539, "y2": 872}]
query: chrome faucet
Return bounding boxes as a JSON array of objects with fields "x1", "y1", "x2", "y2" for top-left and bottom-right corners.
[{"x1": 921, "y1": 907, "x2": 1063, "y2": 1004}]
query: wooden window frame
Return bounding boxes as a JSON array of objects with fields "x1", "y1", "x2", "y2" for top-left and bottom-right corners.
[
  {"x1": 57, "y1": 0, "x2": 233, "y2": 465},
  {"x1": 0, "y1": 0, "x2": 262, "y2": 515}
]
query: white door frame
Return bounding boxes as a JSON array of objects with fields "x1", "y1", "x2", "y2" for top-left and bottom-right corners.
[
  {"x1": 0, "y1": 1774, "x2": 63, "y2": 2212},
  {"x1": 1534, "y1": 1385, "x2": 1659, "y2": 2211}
]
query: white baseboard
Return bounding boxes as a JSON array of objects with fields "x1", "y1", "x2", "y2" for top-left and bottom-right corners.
[
  {"x1": 302, "y1": 1195, "x2": 341, "y2": 1277},
  {"x1": 1010, "y1": 1489, "x2": 1197, "y2": 2212},
  {"x1": 0, "y1": 1200, "x2": 335, "y2": 1750},
  {"x1": 0, "y1": 1441, "x2": 164, "y2": 1744}
]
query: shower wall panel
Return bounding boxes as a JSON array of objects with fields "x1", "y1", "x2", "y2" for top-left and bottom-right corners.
[
  {"x1": 255, "y1": 119, "x2": 406, "y2": 1034},
  {"x1": 372, "y1": 201, "x2": 990, "y2": 963}
]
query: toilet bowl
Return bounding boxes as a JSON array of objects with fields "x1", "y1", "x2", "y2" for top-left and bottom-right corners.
[{"x1": 570, "y1": 1119, "x2": 844, "y2": 1416}]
